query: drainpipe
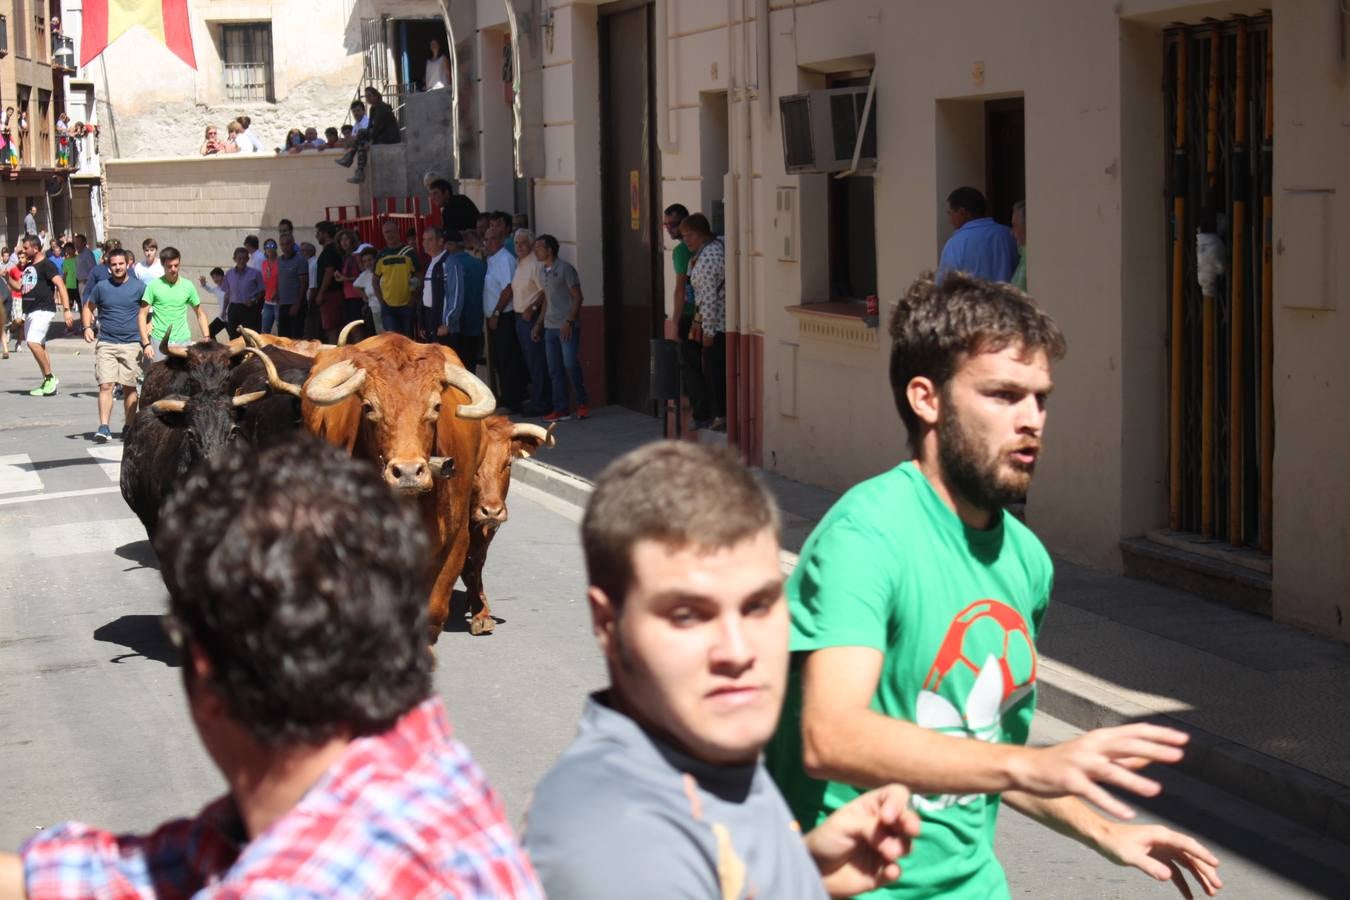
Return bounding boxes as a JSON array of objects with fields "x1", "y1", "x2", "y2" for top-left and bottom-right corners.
[
  {"x1": 756, "y1": 0, "x2": 770, "y2": 125},
  {"x1": 436, "y1": 0, "x2": 461, "y2": 180},
  {"x1": 656, "y1": 0, "x2": 678, "y2": 153},
  {"x1": 723, "y1": 0, "x2": 741, "y2": 449}
]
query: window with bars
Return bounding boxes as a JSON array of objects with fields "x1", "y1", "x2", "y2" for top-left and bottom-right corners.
[{"x1": 221, "y1": 23, "x2": 274, "y2": 103}]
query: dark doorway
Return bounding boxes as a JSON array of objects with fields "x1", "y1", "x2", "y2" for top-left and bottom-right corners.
[
  {"x1": 984, "y1": 98, "x2": 1025, "y2": 226},
  {"x1": 600, "y1": 4, "x2": 662, "y2": 413},
  {"x1": 395, "y1": 18, "x2": 451, "y2": 93}
]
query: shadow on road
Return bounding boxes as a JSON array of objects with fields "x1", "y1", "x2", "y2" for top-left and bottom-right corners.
[
  {"x1": 443, "y1": 589, "x2": 506, "y2": 634},
  {"x1": 115, "y1": 539, "x2": 159, "y2": 571},
  {"x1": 93, "y1": 614, "x2": 179, "y2": 667}
]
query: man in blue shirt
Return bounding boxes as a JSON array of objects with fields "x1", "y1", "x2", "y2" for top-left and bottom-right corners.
[
  {"x1": 81, "y1": 247, "x2": 145, "y2": 442},
  {"x1": 936, "y1": 187, "x2": 1019, "y2": 285},
  {"x1": 437, "y1": 230, "x2": 486, "y2": 372},
  {"x1": 274, "y1": 234, "x2": 309, "y2": 338}
]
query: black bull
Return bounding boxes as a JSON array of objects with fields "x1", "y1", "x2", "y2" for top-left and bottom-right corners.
[{"x1": 121, "y1": 339, "x2": 314, "y2": 537}]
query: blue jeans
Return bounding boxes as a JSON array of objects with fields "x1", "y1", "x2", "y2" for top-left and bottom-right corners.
[
  {"x1": 382, "y1": 303, "x2": 413, "y2": 338},
  {"x1": 261, "y1": 303, "x2": 278, "y2": 334},
  {"x1": 544, "y1": 325, "x2": 588, "y2": 413},
  {"x1": 515, "y1": 313, "x2": 550, "y2": 411}
]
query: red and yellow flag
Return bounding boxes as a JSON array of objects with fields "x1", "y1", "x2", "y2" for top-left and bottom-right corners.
[{"x1": 80, "y1": 0, "x2": 196, "y2": 69}]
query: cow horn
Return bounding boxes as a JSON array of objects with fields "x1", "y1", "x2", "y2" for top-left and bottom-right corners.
[
  {"x1": 443, "y1": 363, "x2": 495, "y2": 419},
  {"x1": 306, "y1": 360, "x2": 367, "y2": 406},
  {"x1": 227, "y1": 339, "x2": 250, "y2": 358},
  {"x1": 231, "y1": 389, "x2": 268, "y2": 407},
  {"x1": 149, "y1": 396, "x2": 187, "y2": 415},
  {"x1": 241, "y1": 347, "x2": 303, "y2": 398},
  {"x1": 239, "y1": 327, "x2": 264, "y2": 349},
  {"x1": 337, "y1": 320, "x2": 363, "y2": 346},
  {"x1": 511, "y1": 423, "x2": 556, "y2": 456},
  {"x1": 160, "y1": 329, "x2": 189, "y2": 359}
]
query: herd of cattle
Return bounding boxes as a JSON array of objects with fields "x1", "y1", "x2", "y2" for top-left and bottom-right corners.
[{"x1": 120, "y1": 322, "x2": 556, "y2": 641}]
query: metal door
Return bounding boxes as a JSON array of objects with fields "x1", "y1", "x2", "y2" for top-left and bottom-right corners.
[{"x1": 600, "y1": 4, "x2": 662, "y2": 413}]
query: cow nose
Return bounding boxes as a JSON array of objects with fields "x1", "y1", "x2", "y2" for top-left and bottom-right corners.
[
  {"x1": 385, "y1": 459, "x2": 432, "y2": 492},
  {"x1": 477, "y1": 502, "x2": 506, "y2": 524}
]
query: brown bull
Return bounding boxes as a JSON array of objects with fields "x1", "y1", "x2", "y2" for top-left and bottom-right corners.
[
  {"x1": 281, "y1": 333, "x2": 495, "y2": 644},
  {"x1": 233, "y1": 320, "x2": 365, "y2": 358},
  {"x1": 460, "y1": 417, "x2": 556, "y2": 635}
]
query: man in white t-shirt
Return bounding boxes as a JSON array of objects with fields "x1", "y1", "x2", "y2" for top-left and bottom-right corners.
[{"x1": 133, "y1": 238, "x2": 164, "y2": 283}]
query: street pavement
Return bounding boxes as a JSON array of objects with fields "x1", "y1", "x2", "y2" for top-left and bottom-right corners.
[{"x1": 1, "y1": 347, "x2": 1349, "y2": 897}]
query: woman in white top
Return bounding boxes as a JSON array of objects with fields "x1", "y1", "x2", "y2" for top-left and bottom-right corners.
[{"x1": 425, "y1": 39, "x2": 451, "y2": 91}]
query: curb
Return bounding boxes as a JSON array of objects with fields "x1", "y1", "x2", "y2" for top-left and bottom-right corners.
[{"x1": 514, "y1": 456, "x2": 1350, "y2": 844}]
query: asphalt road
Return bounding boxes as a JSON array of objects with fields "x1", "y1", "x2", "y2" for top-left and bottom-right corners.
[{"x1": 1, "y1": 345, "x2": 1349, "y2": 898}]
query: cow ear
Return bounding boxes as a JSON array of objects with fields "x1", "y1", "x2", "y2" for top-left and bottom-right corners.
[{"x1": 511, "y1": 435, "x2": 545, "y2": 459}]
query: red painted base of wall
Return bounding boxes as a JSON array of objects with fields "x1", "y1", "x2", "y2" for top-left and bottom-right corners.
[{"x1": 578, "y1": 305, "x2": 608, "y2": 407}]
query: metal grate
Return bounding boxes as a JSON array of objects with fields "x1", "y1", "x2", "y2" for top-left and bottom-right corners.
[
  {"x1": 221, "y1": 23, "x2": 274, "y2": 103},
  {"x1": 1165, "y1": 17, "x2": 1273, "y2": 550}
]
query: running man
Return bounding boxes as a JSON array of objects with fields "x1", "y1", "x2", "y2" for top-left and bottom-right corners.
[
  {"x1": 766, "y1": 272, "x2": 1222, "y2": 899},
  {"x1": 9, "y1": 234, "x2": 73, "y2": 396},
  {"x1": 138, "y1": 247, "x2": 209, "y2": 358},
  {"x1": 82, "y1": 247, "x2": 144, "y2": 442}
]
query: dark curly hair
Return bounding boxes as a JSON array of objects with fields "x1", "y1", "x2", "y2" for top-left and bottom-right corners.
[
  {"x1": 889, "y1": 271, "x2": 1066, "y2": 448},
  {"x1": 154, "y1": 436, "x2": 433, "y2": 747}
]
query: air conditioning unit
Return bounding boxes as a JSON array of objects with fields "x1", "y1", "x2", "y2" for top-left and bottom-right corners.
[{"x1": 779, "y1": 86, "x2": 877, "y2": 175}]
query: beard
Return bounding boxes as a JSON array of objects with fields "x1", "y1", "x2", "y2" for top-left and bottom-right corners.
[{"x1": 937, "y1": 403, "x2": 1036, "y2": 513}]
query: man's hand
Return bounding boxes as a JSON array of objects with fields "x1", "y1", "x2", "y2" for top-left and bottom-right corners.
[
  {"x1": 61, "y1": 307, "x2": 73, "y2": 328},
  {"x1": 1095, "y1": 822, "x2": 1222, "y2": 898},
  {"x1": 531, "y1": 326, "x2": 542, "y2": 343},
  {"x1": 804, "y1": 784, "x2": 921, "y2": 899},
  {"x1": 701, "y1": 330, "x2": 714, "y2": 348},
  {"x1": 1010, "y1": 723, "x2": 1189, "y2": 819},
  {"x1": 488, "y1": 313, "x2": 498, "y2": 331},
  {"x1": 142, "y1": 344, "x2": 155, "y2": 361},
  {"x1": 561, "y1": 321, "x2": 573, "y2": 342},
  {"x1": 436, "y1": 324, "x2": 448, "y2": 337},
  {"x1": 82, "y1": 324, "x2": 94, "y2": 343}
]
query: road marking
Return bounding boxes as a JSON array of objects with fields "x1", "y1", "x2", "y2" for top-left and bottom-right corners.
[
  {"x1": 10, "y1": 516, "x2": 147, "y2": 560},
  {"x1": 0, "y1": 454, "x2": 43, "y2": 495},
  {"x1": 0, "y1": 485, "x2": 120, "y2": 507},
  {"x1": 87, "y1": 444, "x2": 123, "y2": 483}
]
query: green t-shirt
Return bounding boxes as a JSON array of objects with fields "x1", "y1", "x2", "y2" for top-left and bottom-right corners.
[
  {"x1": 765, "y1": 462, "x2": 1053, "y2": 900},
  {"x1": 142, "y1": 276, "x2": 201, "y2": 344},
  {"x1": 672, "y1": 240, "x2": 695, "y2": 317},
  {"x1": 62, "y1": 257, "x2": 77, "y2": 290}
]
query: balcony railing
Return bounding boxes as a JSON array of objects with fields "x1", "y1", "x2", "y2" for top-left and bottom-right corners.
[{"x1": 52, "y1": 34, "x2": 73, "y2": 71}]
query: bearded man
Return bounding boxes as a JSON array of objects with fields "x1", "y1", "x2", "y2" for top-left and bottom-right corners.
[{"x1": 766, "y1": 272, "x2": 1223, "y2": 900}]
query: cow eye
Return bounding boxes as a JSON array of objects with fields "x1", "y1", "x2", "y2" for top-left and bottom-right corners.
[
  {"x1": 228, "y1": 425, "x2": 242, "y2": 441},
  {"x1": 362, "y1": 401, "x2": 380, "y2": 420}
]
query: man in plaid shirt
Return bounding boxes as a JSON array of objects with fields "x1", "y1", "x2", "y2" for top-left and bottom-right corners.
[{"x1": 0, "y1": 438, "x2": 541, "y2": 899}]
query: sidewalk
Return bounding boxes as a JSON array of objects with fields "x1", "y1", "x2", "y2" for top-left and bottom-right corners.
[{"x1": 515, "y1": 405, "x2": 1350, "y2": 842}]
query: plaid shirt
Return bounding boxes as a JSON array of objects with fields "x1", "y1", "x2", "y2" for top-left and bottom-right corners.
[{"x1": 21, "y1": 697, "x2": 541, "y2": 899}]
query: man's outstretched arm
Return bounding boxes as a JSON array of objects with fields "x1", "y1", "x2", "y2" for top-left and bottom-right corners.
[
  {"x1": 1003, "y1": 791, "x2": 1222, "y2": 898},
  {"x1": 0, "y1": 852, "x2": 25, "y2": 900},
  {"x1": 801, "y1": 645, "x2": 1193, "y2": 820}
]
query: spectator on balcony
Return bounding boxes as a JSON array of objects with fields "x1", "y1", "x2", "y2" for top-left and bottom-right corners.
[
  {"x1": 200, "y1": 124, "x2": 227, "y2": 157},
  {"x1": 228, "y1": 119, "x2": 261, "y2": 154},
  {"x1": 426, "y1": 39, "x2": 451, "y2": 91},
  {"x1": 282, "y1": 129, "x2": 306, "y2": 155},
  {"x1": 323, "y1": 127, "x2": 342, "y2": 149},
  {"x1": 55, "y1": 114, "x2": 72, "y2": 168},
  {"x1": 336, "y1": 87, "x2": 399, "y2": 184},
  {"x1": 340, "y1": 123, "x2": 355, "y2": 146},
  {"x1": 304, "y1": 127, "x2": 326, "y2": 150}
]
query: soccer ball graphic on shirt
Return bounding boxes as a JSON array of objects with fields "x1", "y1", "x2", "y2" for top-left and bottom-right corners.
[{"x1": 912, "y1": 599, "x2": 1038, "y2": 813}]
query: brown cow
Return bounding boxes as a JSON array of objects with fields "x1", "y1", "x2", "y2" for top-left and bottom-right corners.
[
  {"x1": 234, "y1": 320, "x2": 364, "y2": 357},
  {"x1": 460, "y1": 417, "x2": 556, "y2": 635},
  {"x1": 275, "y1": 333, "x2": 495, "y2": 644}
]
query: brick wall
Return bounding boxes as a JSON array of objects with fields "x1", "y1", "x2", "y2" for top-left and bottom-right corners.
[{"x1": 102, "y1": 152, "x2": 361, "y2": 279}]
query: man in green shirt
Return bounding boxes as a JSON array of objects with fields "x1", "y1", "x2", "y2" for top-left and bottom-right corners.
[
  {"x1": 138, "y1": 246, "x2": 210, "y2": 358},
  {"x1": 663, "y1": 203, "x2": 710, "y2": 427},
  {"x1": 766, "y1": 272, "x2": 1222, "y2": 899}
]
